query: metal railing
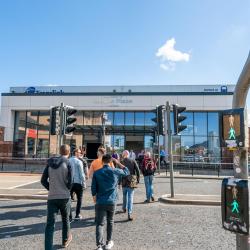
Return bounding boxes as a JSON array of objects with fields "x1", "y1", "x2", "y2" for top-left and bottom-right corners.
[
  {"x1": 0, "y1": 156, "x2": 236, "y2": 177},
  {"x1": 0, "y1": 157, "x2": 95, "y2": 173},
  {"x1": 161, "y1": 161, "x2": 234, "y2": 177}
]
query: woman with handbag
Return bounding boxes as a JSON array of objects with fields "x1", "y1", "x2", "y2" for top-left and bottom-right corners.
[{"x1": 120, "y1": 150, "x2": 140, "y2": 221}]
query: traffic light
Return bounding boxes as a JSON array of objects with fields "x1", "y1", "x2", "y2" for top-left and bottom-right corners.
[
  {"x1": 50, "y1": 106, "x2": 60, "y2": 135},
  {"x1": 64, "y1": 106, "x2": 77, "y2": 134},
  {"x1": 173, "y1": 104, "x2": 187, "y2": 135},
  {"x1": 221, "y1": 178, "x2": 249, "y2": 235},
  {"x1": 157, "y1": 105, "x2": 164, "y2": 135},
  {"x1": 151, "y1": 105, "x2": 165, "y2": 135}
]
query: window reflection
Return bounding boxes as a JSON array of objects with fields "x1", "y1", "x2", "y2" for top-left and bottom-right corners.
[
  {"x1": 84, "y1": 111, "x2": 92, "y2": 125},
  {"x1": 181, "y1": 136, "x2": 194, "y2": 161},
  {"x1": 105, "y1": 112, "x2": 113, "y2": 126},
  {"x1": 145, "y1": 112, "x2": 155, "y2": 126},
  {"x1": 114, "y1": 112, "x2": 124, "y2": 126},
  {"x1": 13, "y1": 111, "x2": 26, "y2": 157},
  {"x1": 179, "y1": 112, "x2": 193, "y2": 136},
  {"x1": 208, "y1": 136, "x2": 221, "y2": 162},
  {"x1": 37, "y1": 111, "x2": 50, "y2": 158},
  {"x1": 144, "y1": 135, "x2": 153, "y2": 150},
  {"x1": 93, "y1": 112, "x2": 102, "y2": 125},
  {"x1": 208, "y1": 112, "x2": 219, "y2": 136},
  {"x1": 194, "y1": 112, "x2": 207, "y2": 136},
  {"x1": 125, "y1": 112, "x2": 134, "y2": 126},
  {"x1": 26, "y1": 111, "x2": 38, "y2": 157},
  {"x1": 113, "y1": 135, "x2": 125, "y2": 153},
  {"x1": 135, "y1": 112, "x2": 144, "y2": 126}
]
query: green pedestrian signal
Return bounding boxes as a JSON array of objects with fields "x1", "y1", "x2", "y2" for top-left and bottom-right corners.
[
  {"x1": 229, "y1": 127, "x2": 236, "y2": 140},
  {"x1": 231, "y1": 200, "x2": 239, "y2": 214},
  {"x1": 221, "y1": 178, "x2": 249, "y2": 235}
]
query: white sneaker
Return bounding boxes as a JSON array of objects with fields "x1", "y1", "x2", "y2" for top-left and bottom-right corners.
[
  {"x1": 96, "y1": 245, "x2": 103, "y2": 250},
  {"x1": 105, "y1": 240, "x2": 114, "y2": 250}
]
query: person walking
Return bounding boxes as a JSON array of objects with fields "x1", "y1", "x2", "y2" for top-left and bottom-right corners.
[
  {"x1": 91, "y1": 154, "x2": 129, "y2": 250},
  {"x1": 120, "y1": 150, "x2": 140, "y2": 221},
  {"x1": 129, "y1": 149, "x2": 136, "y2": 161},
  {"x1": 41, "y1": 144, "x2": 72, "y2": 250},
  {"x1": 69, "y1": 148, "x2": 86, "y2": 220},
  {"x1": 141, "y1": 152, "x2": 156, "y2": 203},
  {"x1": 88, "y1": 148, "x2": 114, "y2": 178}
]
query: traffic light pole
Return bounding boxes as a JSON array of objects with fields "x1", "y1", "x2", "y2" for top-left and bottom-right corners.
[
  {"x1": 59, "y1": 102, "x2": 64, "y2": 149},
  {"x1": 232, "y1": 52, "x2": 250, "y2": 250},
  {"x1": 156, "y1": 105, "x2": 161, "y2": 173},
  {"x1": 166, "y1": 101, "x2": 174, "y2": 198}
]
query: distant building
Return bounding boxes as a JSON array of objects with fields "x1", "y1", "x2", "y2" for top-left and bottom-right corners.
[{"x1": 0, "y1": 84, "x2": 234, "y2": 161}]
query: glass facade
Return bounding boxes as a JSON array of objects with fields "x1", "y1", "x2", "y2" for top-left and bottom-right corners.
[
  {"x1": 13, "y1": 110, "x2": 221, "y2": 161},
  {"x1": 171, "y1": 112, "x2": 221, "y2": 163}
]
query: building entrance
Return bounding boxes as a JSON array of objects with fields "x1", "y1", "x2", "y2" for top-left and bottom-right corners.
[
  {"x1": 86, "y1": 142, "x2": 101, "y2": 160},
  {"x1": 125, "y1": 135, "x2": 144, "y2": 156}
]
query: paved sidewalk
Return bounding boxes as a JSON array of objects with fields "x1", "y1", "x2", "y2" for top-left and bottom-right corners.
[
  {"x1": 0, "y1": 177, "x2": 235, "y2": 250},
  {"x1": 0, "y1": 173, "x2": 224, "y2": 206}
]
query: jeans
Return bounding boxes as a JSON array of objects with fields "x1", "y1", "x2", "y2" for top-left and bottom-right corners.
[
  {"x1": 144, "y1": 175, "x2": 154, "y2": 200},
  {"x1": 45, "y1": 198, "x2": 71, "y2": 250},
  {"x1": 95, "y1": 204, "x2": 115, "y2": 247},
  {"x1": 122, "y1": 187, "x2": 135, "y2": 215},
  {"x1": 70, "y1": 183, "x2": 83, "y2": 218}
]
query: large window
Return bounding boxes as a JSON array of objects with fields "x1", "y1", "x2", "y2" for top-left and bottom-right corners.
[
  {"x1": 125, "y1": 112, "x2": 134, "y2": 126},
  {"x1": 194, "y1": 112, "x2": 207, "y2": 136},
  {"x1": 13, "y1": 111, "x2": 26, "y2": 157},
  {"x1": 135, "y1": 112, "x2": 144, "y2": 126},
  {"x1": 12, "y1": 110, "x2": 221, "y2": 161},
  {"x1": 145, "y1": 112, "x2": 155, "y2": 126},
  {"x1": 180, "y1": 112, "x2": 193, "y2": 136},
  {"x1": 26, "y1": 111, "x2": 38, "y2": 157},
  {"x1": 114, "y1": 112, "x2": 124, "y2": 126},
  {"x1": 37, "y1": 111, "x2": 50, "y2": 158},
  {"x1": 208, "y1": 112, "x2": 219, "y2": 136}
]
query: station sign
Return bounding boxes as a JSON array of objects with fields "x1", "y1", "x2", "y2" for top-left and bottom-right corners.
[
  {"x1": 221, "y1": 178, "x2": 249, "y2": 235},
  {"x1": 220, "y1": 108, "x2": 245, "y2": 150}
]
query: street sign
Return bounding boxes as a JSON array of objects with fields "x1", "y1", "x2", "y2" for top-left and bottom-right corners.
[
  {"x1": 221, "y1": 178, "x2": 249, "y2": 235},
  {"x1": 220, "y1": 108, "x2": 245, "y2": 150}
]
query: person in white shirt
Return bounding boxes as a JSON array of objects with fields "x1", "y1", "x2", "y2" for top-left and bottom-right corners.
[
  {"x1": 129, "y1": 150, "x2": 136, "y2": 160},
  {"x1": 69, "y1": 149, "x2": 86, "y2": 220}
]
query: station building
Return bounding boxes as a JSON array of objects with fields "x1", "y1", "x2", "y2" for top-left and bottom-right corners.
[{"x1": 0, "y1": 84, "x2": 234, "y2": 160}]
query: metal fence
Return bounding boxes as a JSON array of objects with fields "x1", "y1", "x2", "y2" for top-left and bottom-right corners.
[
  {"x1": 0, "y1": 157, "x2": 95, "y2": 173},
  {"x1": 0, "y1": 157, "x2": 235, "y2": 177},
  {"x1": 161, "y1": 161, "x2": 234, "y2": 177}
]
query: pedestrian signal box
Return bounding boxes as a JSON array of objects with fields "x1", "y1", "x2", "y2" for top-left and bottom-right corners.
[
  {"x1": 220, "y1": 108, "x2": 245, "y2": 149},
  {"x1": 221, "y1": 178, "x2": 249, "y2": 235}
]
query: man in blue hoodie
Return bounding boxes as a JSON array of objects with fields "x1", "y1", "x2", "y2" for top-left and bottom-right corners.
[
  {"x1": 91, "y1": 154, "x2": 129, "y2": 250},
  {"x1": 41, "y1": 144, "x2": 72, "y2": 250}
]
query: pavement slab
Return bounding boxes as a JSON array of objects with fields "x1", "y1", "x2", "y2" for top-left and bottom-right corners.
[{"x1": 0, "y1": 176, "x2": 236, "y2": 250}]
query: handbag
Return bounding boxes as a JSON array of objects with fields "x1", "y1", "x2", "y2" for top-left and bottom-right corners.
[{"x1": 122, "y1": 175, "x2": 138, "y2": 188}]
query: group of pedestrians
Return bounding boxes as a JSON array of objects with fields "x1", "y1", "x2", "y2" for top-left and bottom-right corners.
[{"x1": 41, "y1": 144, "x2": 157, "y2": 250}]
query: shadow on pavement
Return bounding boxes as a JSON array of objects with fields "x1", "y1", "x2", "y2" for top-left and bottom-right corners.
[
  {"x1": 0, "y1": 201, "x2": 47, "y2": 210},
  {"x1": 0, "y1": 209, "x2": 46, "y2": 221},
  {"x1": 0, "y1": 216, "x2": 95, "y2": 239}
]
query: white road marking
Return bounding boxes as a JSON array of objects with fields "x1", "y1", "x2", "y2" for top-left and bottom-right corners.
[{"x1": 7, "y1": 180, "x2": 40, "y2": 190}]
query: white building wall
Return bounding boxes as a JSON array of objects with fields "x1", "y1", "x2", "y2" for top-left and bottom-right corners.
[{"x1": 0, "y1": 93, "x2": 234, "y2": 142}]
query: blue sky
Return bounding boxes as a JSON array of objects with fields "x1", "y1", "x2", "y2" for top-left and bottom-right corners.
[{"x1": 0, "y1": 1, "x2": 250, "y2": 103}]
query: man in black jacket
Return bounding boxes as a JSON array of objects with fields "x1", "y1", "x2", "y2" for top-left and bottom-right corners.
[
  {"x1": 41, "y1": 144, "x2": 72, "y2": 250},
  {"x1": 120, "y1": 150, "x2": 140, "y2": 221}
]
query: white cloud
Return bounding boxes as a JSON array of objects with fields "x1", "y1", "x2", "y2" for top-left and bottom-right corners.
[{"x1": 156, "y1": 38, "x2": 190, "y2": 70}]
